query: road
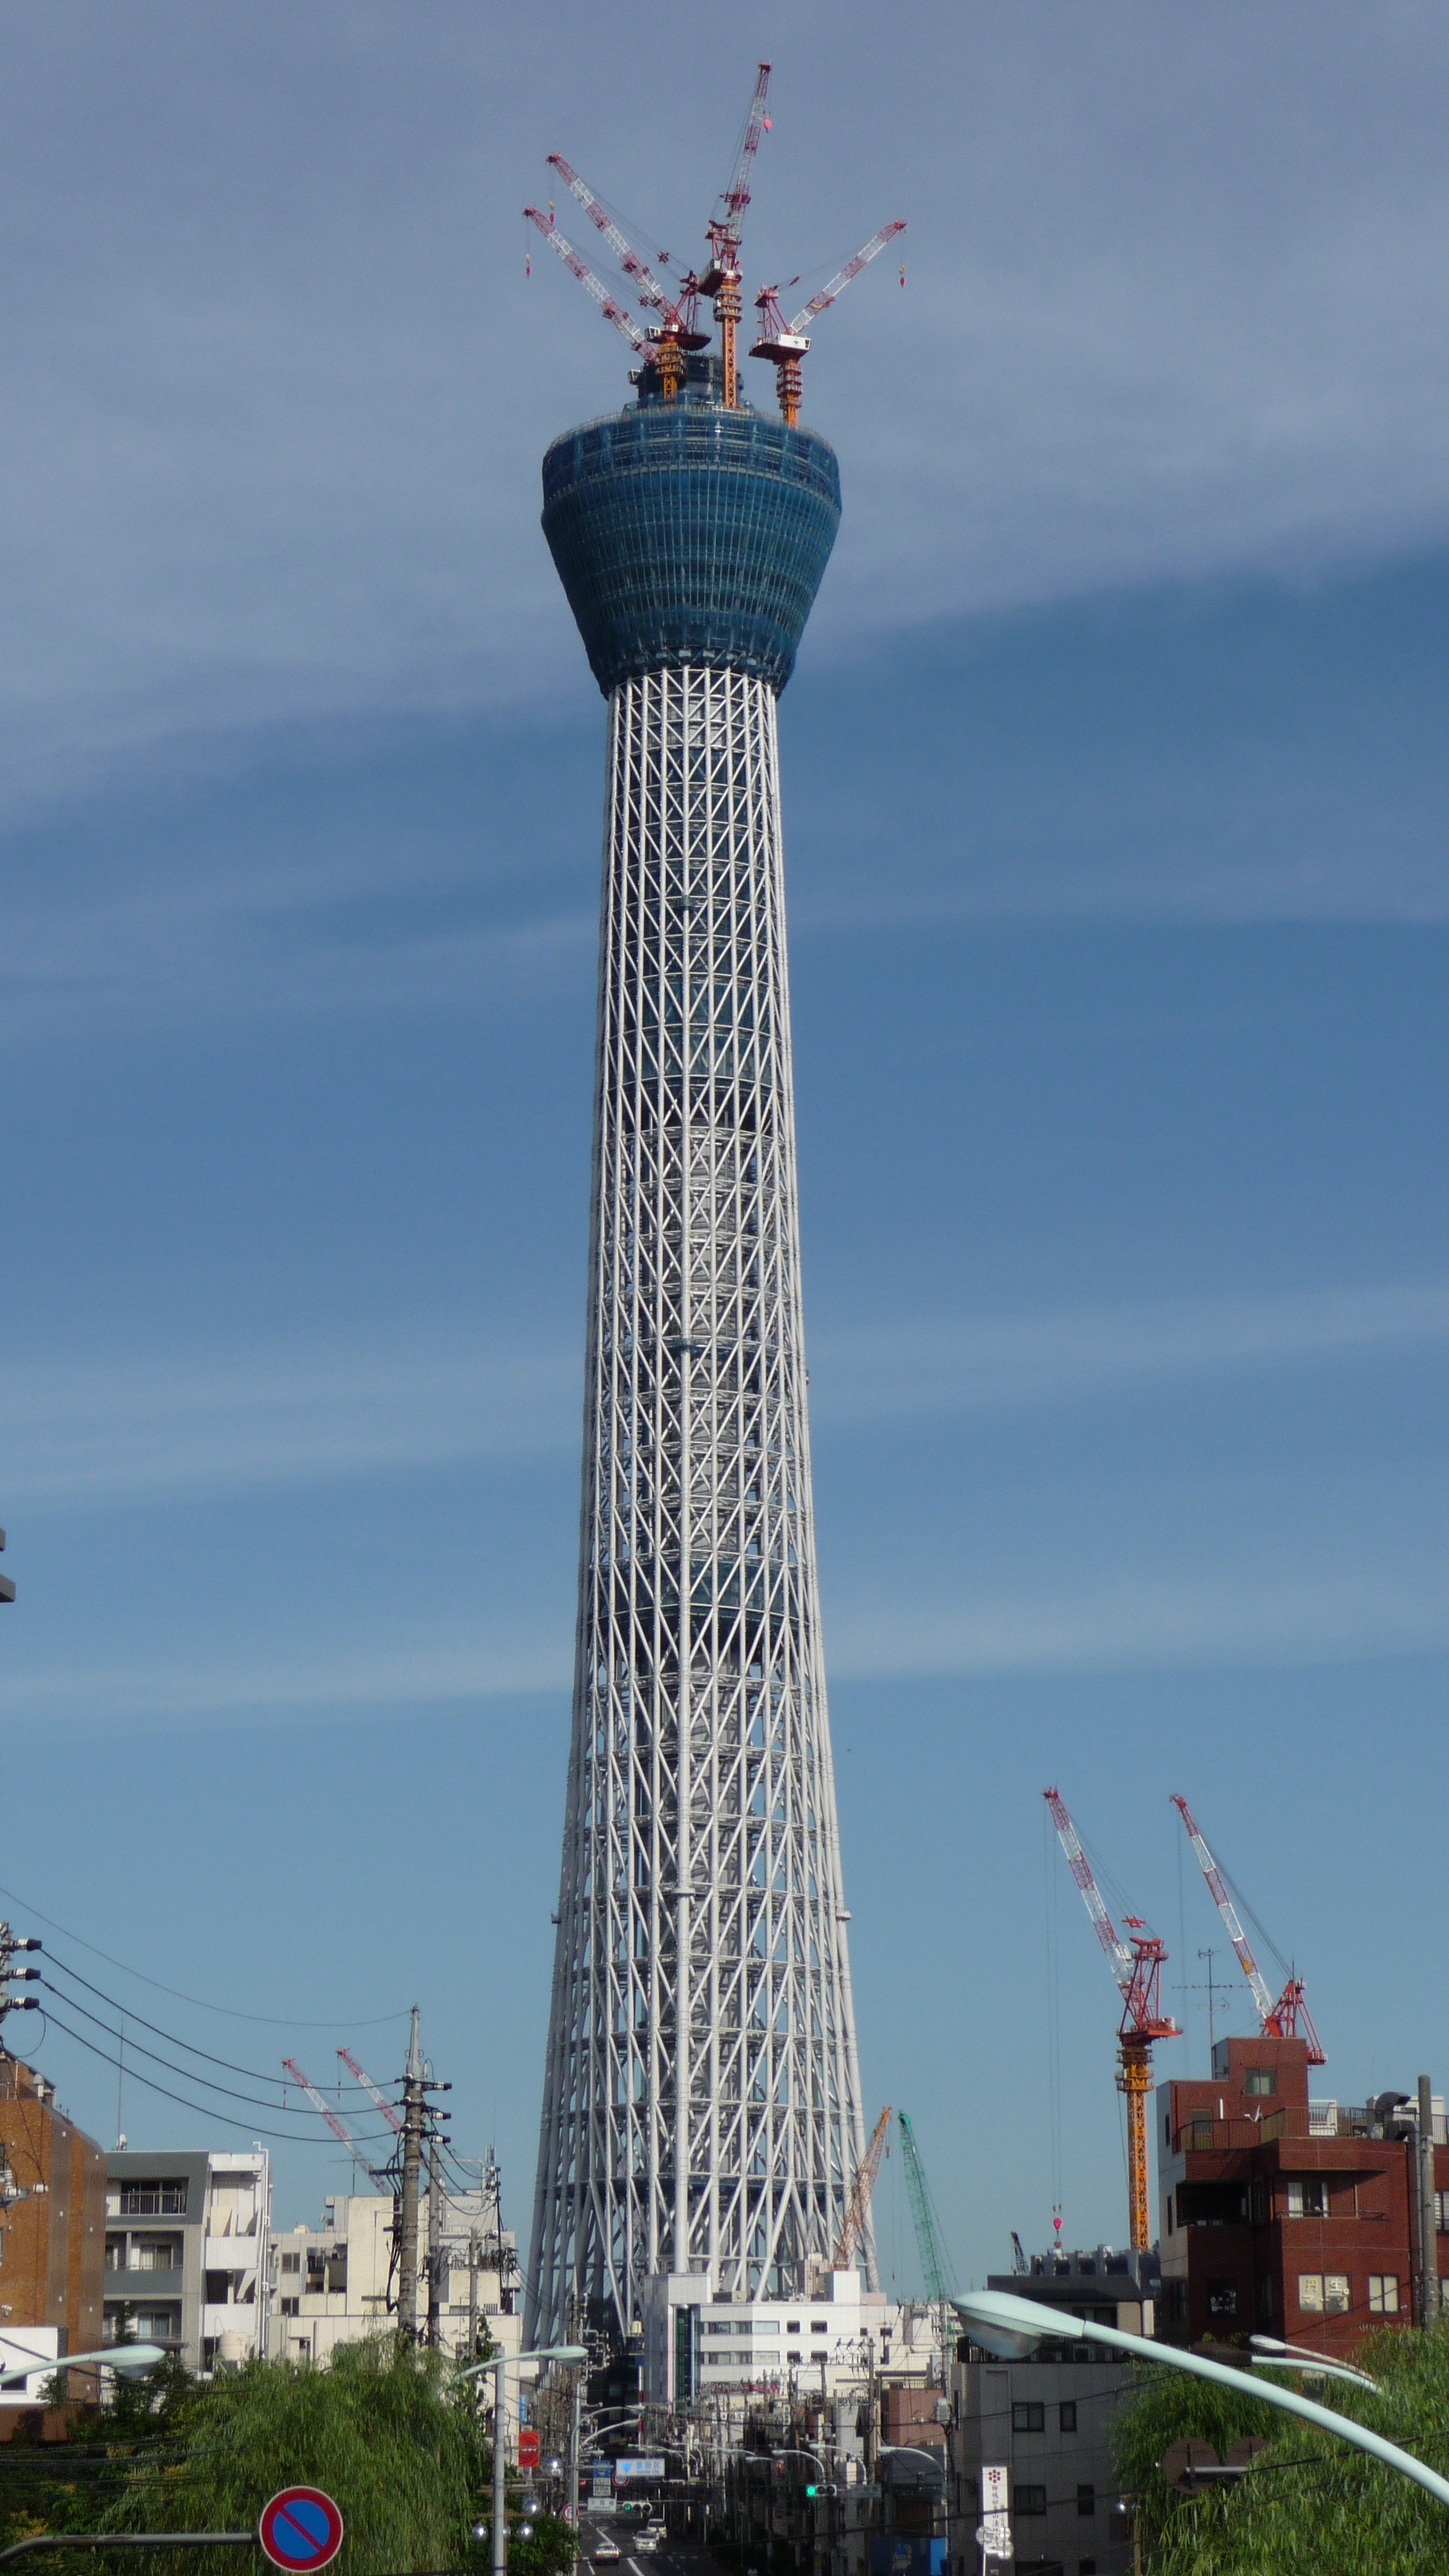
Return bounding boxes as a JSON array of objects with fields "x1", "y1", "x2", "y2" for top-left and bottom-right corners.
[{"x1": 577, "y1": 2514, "x2": 716, "y2": 2576}]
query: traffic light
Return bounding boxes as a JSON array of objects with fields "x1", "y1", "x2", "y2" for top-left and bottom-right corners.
[{"x1": 804, "y1": 2486, "x2": 837, "y2": 2500}]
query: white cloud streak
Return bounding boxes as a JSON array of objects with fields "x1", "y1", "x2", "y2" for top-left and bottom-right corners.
[
  {"x1": 0, "y1": 5, "x2": 1447, "y2": 813},
  {"x1": 5, "y1": 1277, "x2": 1446, "y2": 1510}
]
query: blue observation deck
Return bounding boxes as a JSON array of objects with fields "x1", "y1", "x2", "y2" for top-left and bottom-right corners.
[{"x1": 541, "y1": 356, "x2": 841, "y2": 697}]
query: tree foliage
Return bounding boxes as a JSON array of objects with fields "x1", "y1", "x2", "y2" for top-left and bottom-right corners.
[
  {"x1": 1, "y1": 2339, "x2": 498, "y2": 2576},
  {"x1": 1113, "y1": 2321, "x2": 1449, "y2": 2573}
]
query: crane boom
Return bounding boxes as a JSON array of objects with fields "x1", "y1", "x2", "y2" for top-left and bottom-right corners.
[
  {"x1": 284, "y1": 2058, "x2": 393, "y2": 2187},
  {"x1": 832, "y1": 2103, "x2": 891, "y2": 2269},
  {"x1": 545, "y1": 157, "x2": 676, "y2": 319},
  {"x1": 523, "y1": 209, "x2": 647, "y2": 351},
  {"x1": 1170, "y1": 1796, "x2": 1276, "y2": 2023},
  {"x1": 897, "y1": 2110, "x2": 953, "y2": 2305},
  {"x1": 713, "y1": 61, "x2": 772, "y2": 239},
  {"x1": 1171, "y1": 1795, "x2": 1325, "y2": 2063},
  {"x1": 1043, "y1": 1786, "x2": 1133, "y2": 1989},
  {"x1": 786, "y1": 221, "x2": 908, "y2": 334},
  {"x1": 337, "y1": 2047, "x2": 403, "y2": 2133}
]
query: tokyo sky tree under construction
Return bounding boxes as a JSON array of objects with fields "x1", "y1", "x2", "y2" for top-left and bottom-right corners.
[{"x1": 525, "y1": 74, "x2": 901, "y2": 2344}]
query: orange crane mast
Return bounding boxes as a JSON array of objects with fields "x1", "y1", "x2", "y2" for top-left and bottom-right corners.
[{"x1": 1043, "y1": 1788, "x2": 1180, "y2": 2252}]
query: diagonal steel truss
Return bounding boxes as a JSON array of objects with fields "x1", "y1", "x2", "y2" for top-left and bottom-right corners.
[{"x1": 527, "y1": 665, "x2": 869, "y2": 2344}]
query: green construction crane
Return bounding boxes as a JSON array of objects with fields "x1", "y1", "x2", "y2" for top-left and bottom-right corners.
[{"x1": 896, "y1": 2109, "x2": 954, "y2": 2304}]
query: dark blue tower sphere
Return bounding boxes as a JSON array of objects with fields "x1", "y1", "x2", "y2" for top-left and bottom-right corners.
[{"x1": 541, "y1": 357, "x2": 841, "y2": 697}]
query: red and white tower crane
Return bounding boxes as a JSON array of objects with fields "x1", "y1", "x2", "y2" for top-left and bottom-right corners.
[
  {"x1": 750, "y1": 221, "x2": 907, "y2": 427},
  {"x1": 523, "y1": 209, "x2": 649, "y2": 356},
  {"x1": 282, "y1": 2058, "x2": 393, "y2": 2189},
  {"x1": 1044, "y1": 1787, "x2": 1180, "y2": 2253},
  {"x1": 699, "y1": 60, "x2": 773, "y2": 407},
  {"x1": 337, "y1": 2047, "x2": 404, "y2": 2133},
  {"x1": 1171, "y1": 1795, "x2": 1325, "y2": 2063},
  {"x1": 543, "y1": 156, "x2": 710, "y2": 399}
]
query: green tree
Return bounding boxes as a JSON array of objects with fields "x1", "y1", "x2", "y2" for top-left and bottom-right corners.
[
  {"x1": 67, "y1": 2349, "x2": 492, "y2": 2566},
  {"x1": 1113, "y1": 2322, "x2": 1449, "y2": 2573}
]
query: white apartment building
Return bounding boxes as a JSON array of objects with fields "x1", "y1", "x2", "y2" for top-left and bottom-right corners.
[
  {"x1": 640, "y1": 2266, "x2": 912, "y2": 2407},
  {"x1": 268, "y1": 2158, "x2": 523, "y2": 2376},
  {"x1": 105, "y1": 2148, "x2": 270, "y2": 2374}
]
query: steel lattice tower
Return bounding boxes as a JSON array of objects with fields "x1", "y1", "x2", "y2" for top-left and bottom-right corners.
[{"x1": 526, "y1": 348, "x2": 869, "y2": 2346}]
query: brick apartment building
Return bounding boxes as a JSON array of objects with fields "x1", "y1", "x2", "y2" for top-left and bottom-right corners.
[
  {"x1": 1158, "y1": 2033, "x2": 1448, "y2": 2356},
  {"x1": 0, "y1": 2056, "x2": 106, "y2": 2388}
]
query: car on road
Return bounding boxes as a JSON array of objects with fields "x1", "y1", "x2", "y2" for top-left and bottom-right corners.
[{"x1": 593, "y1": 2546, "x2": 622, "y2": 2566}]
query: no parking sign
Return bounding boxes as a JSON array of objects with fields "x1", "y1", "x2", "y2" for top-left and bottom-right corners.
[{"x1": 259, "y1": 2486, "x2": 346, "y2": 2573}]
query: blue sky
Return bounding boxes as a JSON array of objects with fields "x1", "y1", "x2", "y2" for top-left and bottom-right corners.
[{"x1": 3, "y1": 1, "x2": 1449, "y2": 2293}]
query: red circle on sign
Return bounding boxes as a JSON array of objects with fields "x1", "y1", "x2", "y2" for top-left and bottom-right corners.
[{"x1": 259, "y1": 2486, "x2": 345, "y2": 2573}]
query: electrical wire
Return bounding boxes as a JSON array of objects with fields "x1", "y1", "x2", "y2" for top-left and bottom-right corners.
[
  {"x1": 35, "y1": 2002, "x2": 396, "y2": 2146},
  {"x1": 42, "y1": 1949, "x2": 391, "y2": 2099},
  {"x1": 36, "y1": 1978, "x2": 391, "y2": 2130},
  {"x1": 0, "y1": 1877, "x2": 408, "y2": 2027}
]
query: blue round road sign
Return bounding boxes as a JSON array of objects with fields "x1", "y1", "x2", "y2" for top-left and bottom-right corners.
[{"x1": 259, "y1": 2487, "x2": 345, "y2": 2573}]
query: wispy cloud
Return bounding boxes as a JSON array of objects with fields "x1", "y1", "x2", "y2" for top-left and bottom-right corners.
[
  {"x1": 809, "y1": 1280, "x2": 1449, "y2": 1429},
  {"x1": 6, "y1": 1278, "x2": 1446, "y2": 1511},
  {"x1": 0, "y1": 8, "x2": 1447, "y2": 814}
]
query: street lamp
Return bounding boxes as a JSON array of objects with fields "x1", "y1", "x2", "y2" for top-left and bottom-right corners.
[
  {"x1": 0, "y1": 2342, "x2": 168, "y2": 2391},
  {"x1": 459, "y1": 2344, "x2": 587, "y2": 2576},
  {"x1": 951, "y1": 2291, "x2": 1449, "y2": 2515}
]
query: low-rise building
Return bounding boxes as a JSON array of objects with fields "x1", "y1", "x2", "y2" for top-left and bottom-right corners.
[
  {"x1": 267, "y1": 2159, "x2": 523, "y2": 2373},
  {"x1": 641, "y1": 2265, "x2": 904, "y2": 2408},
  {"x1": 104, "y1": 2147, "x2": 270, "y2": 2373},
  {"x1": 1158, "y1": 2035, "x2": 1448, "y2": 2355},
  {"x1": 0, "y1": 2057, "x2": 106, "y2": 2402}
]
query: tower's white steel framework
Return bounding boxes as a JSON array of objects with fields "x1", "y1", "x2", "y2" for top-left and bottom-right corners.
[{"x1": 526, "y1": 360, "x2": 867, "y2": 2348}]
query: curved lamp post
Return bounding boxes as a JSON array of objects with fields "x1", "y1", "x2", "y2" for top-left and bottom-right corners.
[
  {"x1": 459, "y1": 2342, "x2": 587, "y2": 2576},
  {"x1": 950, "y1": 2290, "x2": 1449, "y2": 2516},
  {"x1": 0, "y1": 2341, "x2": 167, "y2": 2391}
]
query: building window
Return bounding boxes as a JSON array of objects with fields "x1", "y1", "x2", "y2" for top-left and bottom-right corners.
[
  {"x1": 1208, "y1": 2281, "x2": 1238, "y2": 2317},
  {"x1": 1368, "y1": 2276, "x2": 1399, "y2": 2314},
  {"x1": 1435, "y1": 2192, "x2": 1449, "y2": 2234},
  {"x1": 1013, "y1": 2484, "x2": 1046, "y2": 2516},
  {"x1": 787, "y1": 2320, "x2": 800, "y2": 2333},
  {"x1": 1076, "y1": 2484, "x2": 1095, "y2": 2518},
  {"x1": 133, "y1": 2237, "x2": 182, "y2": 2272},
  {"x1": 1058, "y1": 2402, "x2": 1077, "y2": 2432},
  {"x1": 108, "y1": 2182, "x2": 187, "y2": 2217},
  {"x1": 1012, "y1": 2403, "x2": 1044, "y2": 2434},
  {"x1": 280, "y1": 2298, "x2": 299, "y2": 2317},
  {"x1": 123, "y1": 2306, "x2": 181, "y2": 2341},
  {"x1": 1244, "y1": 2069, "x2": 1278, "y2": 2098},
  {"x1": 280, "y1": 2252, "x2": 301, "y2": 2275},
  {"x1": 1257, "y1": 2276, "x2": 1275, "y2": 2323},
  {"x1": 1287, "y1": 2178, "x2": 1328, "y2": 2219},
  {"x1": 1188, "y1": 2116, "x2": 1214, "y2": 2151},
  {"x1": 1300, "y1": 2273, "x2": 1351, "y2": 2314}
]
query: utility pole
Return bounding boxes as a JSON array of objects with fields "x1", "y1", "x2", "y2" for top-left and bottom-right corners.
[
  {"x1": 468, "y1": 2230, "x2": 480, "y2": 2364},
  {"x1": 427, "y1": 2124, "x2": 444, "y2": 2349},
  {"x1": 1417, "y1": 2074, "x2": 1440, "y2": 2328},
  {"x1": 398, "y1": 2008, "x2": 425, "y2": 2339},
  {"x1": 0, "y1": 1924, "x2": 42, "y2": 2040}
]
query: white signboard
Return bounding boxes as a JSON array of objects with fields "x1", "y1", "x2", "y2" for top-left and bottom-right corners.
[{"x1": 980, "y1": 2465, "x2": 1012, "y2": 2562}]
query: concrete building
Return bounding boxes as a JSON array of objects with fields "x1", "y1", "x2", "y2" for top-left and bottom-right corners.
[
  {"x1": 641, "y1": 2265, "x2": 904, "y2": 2407},
  {"x1": 105, "y1": 2147, "x2": 270, "y2": 2373},
  {"x1": 0, "y1": 2056, "x2": 106, "y2": 2399},
  {"x1": 269, "y1": 2167, "x2": 523, "y2": 2371},
  {"x1": 939, "y1": 2248, "x2": 1153, "y2": 2576},
  {"x1": 1158, "y1": 2034, "x2": 1448, "y2": 2355}
]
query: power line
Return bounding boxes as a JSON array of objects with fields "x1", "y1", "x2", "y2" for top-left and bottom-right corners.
[
  {"x1": 0, "y1": 1879, "x2": 408, "y2": 2027},
  {"x1": 42, "y1": 1948, "x2": 394, "y2": 2099},
  {"x1": 36, "y1": 1978, "x2": 393, "y2": 2130},
  {"x1": 35, "y1": 2003, "x2": 398, "y2": 2145}
]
